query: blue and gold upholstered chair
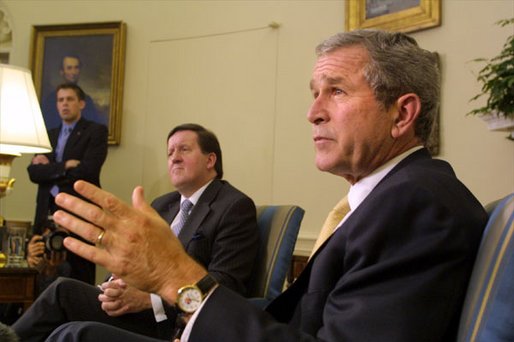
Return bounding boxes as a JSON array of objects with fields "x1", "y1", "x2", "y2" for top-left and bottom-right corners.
[
  {"x1": 247, "y1": 205, "x2": 305, "y2": 308},
  {"x1": 457, "y1": 193, "x2": 514, "y2": 342}
]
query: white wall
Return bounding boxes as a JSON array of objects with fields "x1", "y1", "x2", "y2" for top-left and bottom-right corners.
[{"x1": 1, "y1": 1, "x2": 513, "y2": 260}]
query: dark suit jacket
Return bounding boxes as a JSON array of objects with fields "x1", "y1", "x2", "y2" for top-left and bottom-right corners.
[
  {"x1": 190, "y1": 149, "x2": 488, "y2": 342},
  {"x1": 27, "y1": 118, "x2": 108, "y2": 232},
  {"x1": 152, "y1": 179, "x2": 259, "y2": 295},
  {"x1": 27, "y1": 118, "x2": 108, "y2": 284}
]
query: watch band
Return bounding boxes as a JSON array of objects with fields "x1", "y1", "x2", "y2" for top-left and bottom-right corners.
[{"x1": 196, "y1": 273, "x2": 217, "y2": 295}]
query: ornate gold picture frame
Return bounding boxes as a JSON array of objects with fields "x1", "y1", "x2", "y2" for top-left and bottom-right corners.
[
  {"x1": 30, "y1": 22, "x2": 126, "y2": 145},
  {"x1": 345, "y1": 0, "x2": 441, "y2": 33}
]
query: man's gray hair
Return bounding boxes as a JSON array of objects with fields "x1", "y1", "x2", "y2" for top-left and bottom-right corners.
[{"x1": 316, "y1": 30, "x2": 440, "y2": 144}]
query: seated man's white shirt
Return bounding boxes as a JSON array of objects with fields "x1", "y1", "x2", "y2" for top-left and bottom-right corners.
[
  {"x1": 150, "y1": 180, "x2": 212, "y2": 322},
  {"x1": 340, "y1": 146, "x2": 424, "y2": 230},
  {"x1": 181, "y1": 146, "x2": 424, "y2": 340}
]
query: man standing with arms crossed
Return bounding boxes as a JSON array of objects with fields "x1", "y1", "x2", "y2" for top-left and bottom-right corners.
[{"x1": 27, "y1": 83, "x2": 108, "y2": 285}]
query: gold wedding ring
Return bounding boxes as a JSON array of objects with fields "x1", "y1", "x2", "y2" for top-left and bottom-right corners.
[{"x1": 96, "y1": 230, "x2": 106, "y2": 247}]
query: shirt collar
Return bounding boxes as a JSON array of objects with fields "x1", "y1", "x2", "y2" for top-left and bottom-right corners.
[
  {"x1": 62, "y1": 122, "x2": 77, "y2": 132},
  {"x1": 180, "y1": 179, "x2": 214, "y2": 207},
  {"x1": 348, "y1": 146, "x2": 424, "y2": 212}
]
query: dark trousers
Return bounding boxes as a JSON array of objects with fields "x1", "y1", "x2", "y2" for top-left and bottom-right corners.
[
  {"x1": 11, "y1": 277, "x2": 174, "y2": 342},
  {"x1": 47, "y1": 321, "x2": 167, "y2": 342}
]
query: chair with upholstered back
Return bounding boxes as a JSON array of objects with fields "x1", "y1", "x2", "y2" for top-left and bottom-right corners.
[
  {"x1": 457, "y1": 193, "x2": 514, "y2": 342},
  {"x1": 247, "y1": 205, "x2": 305, "y2": 308}
]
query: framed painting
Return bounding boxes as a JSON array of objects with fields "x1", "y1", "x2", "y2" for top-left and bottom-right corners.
[
  {"x1": 345, "y1": 0, "x2": 441, "y2": 33},
  {"x1": 30, "y1": 21, "x2": 126, "y2": 145}
]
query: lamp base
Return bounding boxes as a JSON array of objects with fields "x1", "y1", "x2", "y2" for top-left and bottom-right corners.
[
  {"x1": 0, "y1": 178, "x2": 15, "y2": 198},
  {"x1": 0, "y1": 153, "x2": 17, "y2": 198}
]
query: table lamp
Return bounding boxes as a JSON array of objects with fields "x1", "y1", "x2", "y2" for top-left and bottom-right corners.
[
  {"x1": 0, "y1": 64, "x2": 51, "y2": 267},
  {"x1": 0, "y1": 64, "x2": 52, "y2": 198}
]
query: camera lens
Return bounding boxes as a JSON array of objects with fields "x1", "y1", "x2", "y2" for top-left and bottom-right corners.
[
  {"x1": 49, "y1": 234, "x2": 65, "y2": 251},
  {"x1": 44, "y1": 230, "x2": 69, "y2": 252}
]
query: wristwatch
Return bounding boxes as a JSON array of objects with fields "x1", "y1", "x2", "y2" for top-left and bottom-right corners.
[{"x1": 176, "y1": 274, "x2": 217, "y2": 314}]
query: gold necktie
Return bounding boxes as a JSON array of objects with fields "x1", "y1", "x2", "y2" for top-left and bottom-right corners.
[{"x1": 310, "y1": 195, "x2": 350, "y2": 258}]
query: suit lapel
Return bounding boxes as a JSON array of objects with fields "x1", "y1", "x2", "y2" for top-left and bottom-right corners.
[
  {"x1": 63, "y1": 119, "x2": 86, "y2": 155},
  {"x1": 164, "y1": 200, "x2": 180, "y2": 226},
  {"x1": 179, "y1": 203, "x2": 209, "y2": 245},
  {"x1": 178, "y1": 180, "x2": 222, "y2": 246},
  {"x1": 377, "y1": 148, "x2": 431, "y2": 186},
  {"x1": 50, "y1": 128, "x2": 60, "y2": 146},
  {"x1": 48, "y1": 128, "x2": 60, "y2": 161}
]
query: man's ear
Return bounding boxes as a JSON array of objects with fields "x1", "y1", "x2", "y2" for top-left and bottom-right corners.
[
  {"x1": 79, "y1": 100, "x2": 86, "y2": 111},
  {"x1": 391, "y1": 93, "x2": 421, "y2": 139},
  {"x1": 206, "y1": 152, "x2": 217, "y2": 170}
]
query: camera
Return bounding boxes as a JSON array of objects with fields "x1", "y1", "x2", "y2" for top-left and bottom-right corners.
[{"x1": 41, "y1": 217, "x2": 69, "y2": 253}]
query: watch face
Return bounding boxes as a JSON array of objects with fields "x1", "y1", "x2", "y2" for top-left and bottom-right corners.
[{"x1": 177, "y1": 285, "x2": 203, "y2": 313}]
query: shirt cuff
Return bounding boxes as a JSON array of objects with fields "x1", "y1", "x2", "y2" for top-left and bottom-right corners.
[{"x1": 150, "y1": 293, "x2": 168, "y2": 322}]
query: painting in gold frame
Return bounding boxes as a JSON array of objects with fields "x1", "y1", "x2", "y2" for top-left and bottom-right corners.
[
  {"x1": 30, "y1": 22, "x2": 126, "y2": 145},
  {"x1": 346, "y1": 0, "x2": 441, "y2": 33}
]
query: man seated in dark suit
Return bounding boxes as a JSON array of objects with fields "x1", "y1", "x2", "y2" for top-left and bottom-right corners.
[
  {"x1": 27, "y1": 83, "x2": 108, "y2": 286},
  {"x1": 12, "y1": 124, "x2": 259, "y2": 341},
  {"x1": 47, "y1": 30, "x2": 487, "y2": 342}
]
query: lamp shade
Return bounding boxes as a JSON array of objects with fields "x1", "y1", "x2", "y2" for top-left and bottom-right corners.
[{"x1": 0, "y1": 64, "x2": 51, "y2": 155}]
